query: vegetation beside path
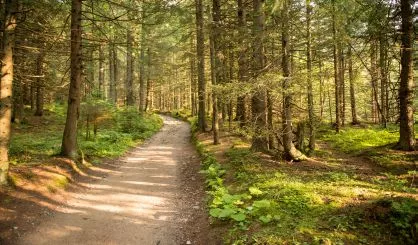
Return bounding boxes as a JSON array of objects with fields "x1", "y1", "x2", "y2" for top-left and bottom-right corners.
[{"x1": 172, "y1": 110, "x2": 418, "y2": 244}]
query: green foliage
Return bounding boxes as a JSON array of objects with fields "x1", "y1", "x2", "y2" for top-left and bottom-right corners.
[{"x1": 10, "y1": 103, "x2": 163, "y2": 163}]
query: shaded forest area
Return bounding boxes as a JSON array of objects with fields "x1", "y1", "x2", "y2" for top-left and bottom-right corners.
[{"x1": 0, "y1": 0, "x2": 417, "y2": 244}]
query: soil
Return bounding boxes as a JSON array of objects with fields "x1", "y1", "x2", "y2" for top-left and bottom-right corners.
[{"x1": 0, "y1": 116, "x2": 218, "y2": 245}]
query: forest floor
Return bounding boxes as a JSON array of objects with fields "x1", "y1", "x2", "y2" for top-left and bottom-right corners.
[
  {"x1": 0, "y1": 116, "x2": 218, "y2": 245},
  {"x1": 191, "y1": 118, "x2": 418, "y2": 244}
]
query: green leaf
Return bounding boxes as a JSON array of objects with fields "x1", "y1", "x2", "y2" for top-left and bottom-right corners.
[
  {"x1": 209, "y1": 208, "x2": 222, "y2": 218},
  {"x1": 259, "y1": 214, "x2": 272, "y2": 224},
  {"x1": 253, "y1": 199, "x2": 271, "y2": 209},
  {"x1": 218, "y1": 207, "x2": 236, "y2": 218},
  {"x1": 249, "y1": 186, "x2": 263, "y2": 196},
  {"x1": 231, "y1": 213, "x2": 247, "y2": 222}
]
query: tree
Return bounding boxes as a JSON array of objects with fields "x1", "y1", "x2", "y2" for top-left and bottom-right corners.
[
  {"x1": 397, "y1": 0, "x2": 415, "y2": 151},
  {"x1": 251, "y1": 0, "x2": 268, "y2": 151},
  {"x1": 61, "y1": 0, "x2": 83, "y2": 159},
  {"x1": 306, "y1": 0, "x2": 315, "y2": 152},
  {"x1": 0, "y1": 0, "x2": 18, "y2": 185},
  {"x1": 195, "y1": 0, "x2": 207, "y2": 131},
  {"x1": 281, "y1": 0, "x2": 306, "y2": 161}
]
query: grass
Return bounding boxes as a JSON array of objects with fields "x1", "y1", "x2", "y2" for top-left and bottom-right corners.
[
  {"x1": 194, "y1": 123, "x2": 418, "y2": 244},
  {"x1": 9, "y1": 103, "x2": 163, "y2": 166},
  {"x1": 319, "y1": 123, "x2": 418, "y2": 174}
]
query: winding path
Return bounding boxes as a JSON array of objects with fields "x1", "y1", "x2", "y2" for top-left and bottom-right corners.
[{"x1": 18, "y1": 116, "x2": 209, "y2": 245}]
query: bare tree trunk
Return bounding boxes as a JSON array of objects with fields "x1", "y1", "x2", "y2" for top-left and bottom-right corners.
[
  {"x1": 35, "y1": 53, "x2": 44, "y2": 116},
  {"x1": 348, "y1": 46, "x2": 359, "y2": 124},
  {"x1": 236, "y1": 0, "x2": 247, "y2": 127},
  {"x1": 190, "y1": 35, "x2": 197, "y2": 116},
  {"x1": 0, "y1": 0, "x2": 17, "y2": 184},
  {"x1": 108, "y1": 42, "x2": 117, "y2": 104},
  {"x1": 195, "y1": 0, "x2": 207, "y2": 131},
  {"x1": 332, "y1": 0, "x2": 340, "y2": 132},
  {"x1": 125, "y1": 29, "x2": 134, "y2": 106},
  {"x1": 281, "y1": 0, "x2": 306, "y2": 161},
  {"x1": 61, "y1": 0, "x2": 83, "y2": 159},
  {"x1": 145, "y1": 48, "x2": 152, "y2": 112},
  {"x1": 211, "y1": 0, "x2": 220, "y2": 145},
  {"x1": 306, "y1": 0, "x2": 315, "y2": 153},
  {"x1": 98, "y1": 44, "x2": 104, "y2": 98},
  {"x1": 251, "y1": 0, "x2": 268, "y2": 151},
  {"x1": 139, "y1": 24, "x2": 147, "y2": 111},
  {"x1": 339, "y1": 45, "x2": 345, "y2": 126},
  {"x1": 379, "y1": 34, "x2": 387, "y2": 127},
  {"x1": 398, "y1": 0, "x2": 415, "y2": 150}
]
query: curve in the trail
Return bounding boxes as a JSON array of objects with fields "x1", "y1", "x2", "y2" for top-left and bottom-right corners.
[{"x1": 18, "y1": 116, "x2": 204, "y2": 245}]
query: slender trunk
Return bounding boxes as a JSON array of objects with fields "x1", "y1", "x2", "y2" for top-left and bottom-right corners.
[
  {"x1": 125, "y1": 29, "x2": 134, "y2": 106},
  {"x1": 190, "y1": 36, "x2": 197, "y2": 116},
  {"x1": 139, "y1": 24, "x2": 147, "y2": 111},
  {"x1": 195, "y1": 0, "x2": 207, "y2": 131},
  {"x1": 251, "y1": 0, "x2": 268, "y2": 151},
  {"x1": 319, "y1": 60, "x2": 324, "y2": 120},
  {"x1": 306, "y1": 0, "x2": 315, "y2": 152},
  {"x1": 210, "y1": 0, "x2": 220, "y2": 144},
  {"x1": 35, "y1": 53, "x2": 44, "y2": 116},
  {"x1": 348, "y1": 46, "x2": 359, "y2": 124},
  {"x1": 61, "y1": 0, "x2": 83, "y2": 159},
  {"x1": 145, "y1": 48, "x2": 152, "y2": 111},
  {"x1": 108, "y1": 42, "x2": 117, "y2": 104},
  {"x1": 282, "y1": 0, "x2": 305, "y2": 160},
  {"x1": 98, "y1": 44, "x2": 104, "y2": 98},
  {"x1": 379, "y1": 34, "x2": 387, "y2": 127},
  {"x1": 339, "y1": 45, "x2": 345, "y2": 126},
  {"x1": 236, "y1": 0, "x2": 247, "y2": 126},
  {"x1": 332, "y1": 0, "x2": 340, "y2": 132},
  {"x1": 398, "y1": 0, "x2": 415, "y2": 150}
]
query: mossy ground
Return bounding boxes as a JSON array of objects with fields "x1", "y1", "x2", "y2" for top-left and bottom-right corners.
[{"x1": 191, "y1": 118, "x2": 417, "y2": 245}]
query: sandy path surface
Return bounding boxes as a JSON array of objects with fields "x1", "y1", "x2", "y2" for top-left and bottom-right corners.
[{"x1": 17, "y1": 116, "x2": 209, "y2": 245}]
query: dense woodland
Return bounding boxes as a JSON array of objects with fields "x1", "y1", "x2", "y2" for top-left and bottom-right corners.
[{"x1": 0, "y1": 0, "x2": 416, "y2": 243}]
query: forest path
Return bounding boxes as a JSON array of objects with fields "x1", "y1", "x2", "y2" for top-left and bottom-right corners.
[{"x1": 17, "y1": 116, "x2": 210, "y2": 245}]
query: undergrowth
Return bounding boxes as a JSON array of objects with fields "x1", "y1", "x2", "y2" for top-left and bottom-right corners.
[
  {"x1": 195, "y1": 127, "x2": 418, "y2": 244},
  {"x1": 10, "y1": 103, "x2": 163, "y2": 165}
]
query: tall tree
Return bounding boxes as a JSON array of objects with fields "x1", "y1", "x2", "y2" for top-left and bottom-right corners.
[
  {"x1": 251, "y1": 0, "x2": 268, "y2": 151},
  {"x1": 195, "y1": 0, "x2": 207, "y2": 131},
  {"x1": 281, "y1": 0, "x2": 306, "y2": 160},
  {"x1": 61, "y1": 0, "x2": 83, "y2": 158},
  {"x1": 0, "y1": 0, "x2": 17, "y2": 185},
  {"x1": 306, "y1": 0, "x2": 315, "y2": 152},
  {"x1": 211, "y1": 0, "x2": 220, "y2": 145},
  {"x1": 125, "y1": 29, "x2": 134, "y2": 106},
  {"x1": 397, "y1": 0, "x2": 415, "y2": 150}
]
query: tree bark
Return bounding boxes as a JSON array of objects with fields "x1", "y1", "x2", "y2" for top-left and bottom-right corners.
[
  {"x1": 348, "y1": 46, "x2": 359, "y2": 125},
  {"x1": 306, "y1": 0, "x2": 315, "y2": 153},
  {"x1": 251, "y1": 0, "x2": 268, "y2": 152},
  {"x1": 139, "y1": 23, "x2": 147, "y2": 111},
  {"x1": 125, "y1": 29, "x2": 134, "y2": 106},
  {"x1": 211, "y1": 0, "x2": 220, "y2": 145},
  {"x1": 0, "y1": 0, "x2": 17, "y2": 185},
  {"x1": 98, "y1": 44, "x2": 104, "y2": 98},
  {"x1": 195, "y1": 0, "x2": 207, "y2": 131},
  {"x1": 61, "y1": 0, "x2": 83, "y2": 159},
  {"x1": 281, "y1": 0, "x2": 306, "y2": 161},
  {"x1": 236, "y1": 0, "x2": 247, "y2": 127},
  {"x1": 398, "y1": 0, "x2": 415, "y2": 150},
  {"x1": 332, "y1": 0, "x2": 340, "y2": 132},
  {"x1": 35, "y1": 53, "x2": 45, "y2": 116}
]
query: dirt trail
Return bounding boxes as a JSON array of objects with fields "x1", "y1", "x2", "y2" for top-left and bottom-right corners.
[{"x1": 17, "y1": 116, "x2": 211, "y2": 245}]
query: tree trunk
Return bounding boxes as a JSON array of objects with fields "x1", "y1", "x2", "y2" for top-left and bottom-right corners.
[
  {"x1": 251, "y1": 0, "x2": 268, "y2": 152},
  {"x1": 0, "y1": 0, "x2": 17, "y2": 185},
  {"x1": 98, "y1": 44, "x2": 104, "y2": 98},
  {"x1": 35, "y1": 53, "x2": 44, "y2": 116},
  {"x1": 348, "y1": 46, "x2": 359, "y2": 124},
  {"x1": 125, "y1": 29, "x2": 134, "y2": 106},
  {"x1": 306, "y1": 0, "x2": 315, "y2": 153},
  {"x1": 398, "y1": 0, "x2": 415, "y2": 150},
  {"x1": 145, "y1": 48, "x2": 152, "y2": 111},
  {"x1": 379, "y1": 33, "x2": 387, "y2": 127},
  {"x1": 61, "y1": 0, "x2": 83, "y2": 159},
  {"x1": 211, "y1": 0, "x2": 220, "y2": 145},
  {"x1": 195, "y1": 0, "x2": 207, "y2": 131},
  {"x1": 281, "y1": 0, "x2": 306, "y2": 161},
  {"x1": 108, "y1": 42, "x2": 117, "y2": 104},
  {"x1": 190, "y1": 35, "x2": 197, "y2": 116},
  {"x1": 139, "y1": 24, "x2": 147, "y2": 111},
  {"x1": 332, "y1": 0, "x2": 340, "y2": 132},
  {"x1": 236, "y1": 0, "x2": 247, "y2": 127}
]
